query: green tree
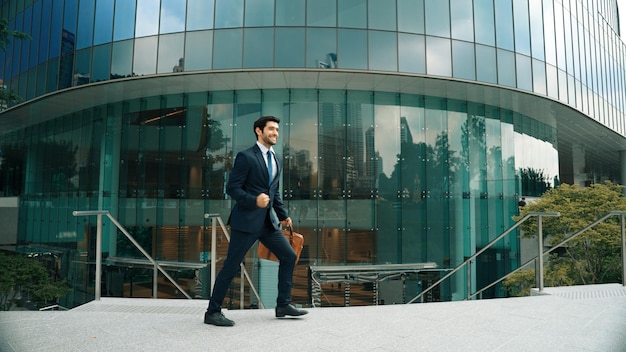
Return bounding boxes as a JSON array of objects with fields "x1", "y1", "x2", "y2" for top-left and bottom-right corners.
[
  {"x1": 0, "y1": 18, "x2": 31, "y2": 105},
  {"x1": 505, "y1": 182, "x2": 626, "y2": 296},
  {"x1": 0, "y1": 253, "x2": 71, "y2": 310}
]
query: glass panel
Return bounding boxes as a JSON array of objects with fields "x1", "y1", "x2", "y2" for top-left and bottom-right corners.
[
  {"x1": 160, "y1": 0, "x2": 186, "y2": 34},
  {"x1": 476, "y1": 44, "x2": 496, "y2": 83},
  {"x1": 48, "y1": 0, "x2": 63, "y2": 59},
  {"x1": 373, "y1": 92, "x2": 400, "y2": 263},
  {"x1": 73, "y1": 48, "x2": 91, "y2": 86},
  {"x1": 244, "y1": 28, "x2": 274, "y2": 68},
  {"x1": 136, "y1": 0, "x2": 160, "y2": 37},
  {"x1": 452, "y1": 40, "x2": 475, "y2": 80},
  {"x1": 276, "y1": 0, "x2": 305, "y2": 26},
  {"x1": 543, "y1": 0, "x2": 556, "y2": 66},
  {"x1": 133, "y1": 36, "x2": 158, "y2": 75},
  {"x1": 111, "y1": 40, "x2": 133, "y2": 79},
  {"x1": 450, "y1": 0, "x2": 474, "y2": 41},
  {"x1": 529, "y1": 0, "x2": 544, "y2": 60},
  {"x1": 306, "y1": 28, "x2": 337, "y2": 68},
  {"x1": 36, "y1": 64, "x2": 46, "y2": 96},
  {"x1": 397, "y1": 0, "x2": 424, "y2": 34},
  {"x1": 426, "y1": 36, "x2": 451, "y2": 77},
  {"x1": 532, "y1": 59, "x2": 548, "y2": 95},
  {"x1": 425, "y1": 0, "x2": 450, "y2": 37},
  {"x1": 338, "y1": 0, "x2": 366, "y2": 29},
  {"x1": 157, "y1": 33, "x2": 185, "y2": 73},
  {"x1": 513, "y1": 0, "x2": 530, "y2": 56},
  {"x1": 29, "y1": 2, "x2": 40, "y2": 69},
  {"x1": 497, "y1": 49, "x2": 516, "y2": 87},
  {"x1": 275, "y1": 28, "x2": 305, "y2": 68},
  {"x1": 307, "y1": 0, "x2": 336, "y2": 27},
  {"x1": 213, "y1": 29, "x2": 243, "y2": 69},
  {"x1": 76, "y1": 0, "x2": 94, "y2": 50},
  {"x1": 398, "y1": 33, "x2": 425, "y2": 74},
  {"x1": 368, "y1": 30, "x2": 397, "y2": 71},
  {"x1": 63, "y1": 0, "x2": 78, "y2": 43},
  {"x1": 516, "y1": 54, "x2": 532, "y2": 91},
  {"x1": 184, "y1": 30, "x2": 213, "y2": 71},
  {"x1": 474, "y1": 0, "x2": 495, "y2": 46},
  {"x1": 546, "y1": 64, "x2": 558, "y2": 99},
  {"x1": 93, "y1": 0, "x2": 113, "y2": 45},
  {"x1": 114, "y1": 0, "x2": 136, "y2": 41},
  {"x1": 368, "y1": 0, "x2": 396, "y2": 31},
  {"x1": 245, "y1": 0, "x2": 274, "y2": 26},
  {"x1": 338, "y1": 29, "x2": 367, "y2": 69},
  {"x1": 187, "y1": 0, "x2": 215, "y2": 30},
  {"x1": 215, "y1": 0, "x2": 243, "y2": 28},
  {"x1": 92, "y1": 44, "x2": 111, "y2": 82},
  {"x1": 494, "y1": 0, "x2": 514, "y2": 50},
  {"x1": 46, "y1": 58, "x2": 58, "y2": 92}
]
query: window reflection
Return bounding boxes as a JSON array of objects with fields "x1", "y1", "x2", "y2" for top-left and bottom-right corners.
[
  {"x1": 92, "y1": 44, "x2": 111, "y2": 82},
  {"x1": 187, "y1": 0, "x2": 215, "y2": 30},
  {"x1": 184, "y1": 31, "x2": 213, "y2": 71},
  {"x1": 215, "y1": 0, "x2": 243, "y2": 28},
  {"x1": 114, "y1": 0, "x2": 136, "y2": 41},
  {"x1": 275, "y1": 28, "x2": 305, "y2": 68},
  {"x1": 276, "y1": 0, "x2": 305, "y2": 26},
  {"x1": 213, "y1": 29, "x2": 242, "y2": 69},
  {"x1": 244, "y1": 29, "x2": 273, "y2": 68},
  {"x1": 157, "y1": 34, "x2": 185, "y2": 73},
  {"x1": 136, "y1": 0, "x2": 160, "y2": 37},
  {"x1": 93, "y1": 0, "x2": 113, "y2": 45},
  {"x1": 338, "y1": 29, "x2": 367, "y2": 69},
  {"x1": 338, "y1": 0, "x2": 366, "y2": 29},
  {"x1": 111, "y1": 40, "x2": 134, "y2": 79},
  {"x1": 76, "y1": 0, "x2": 94, "y2": 50},
  {"x1": 306, "y1": 28, "x2": 337, "y2": 68},
  {"x1": 368, "y1": 31, "x2": 397, "y2": 72},
  {"x1": 245, "y1": 0, "x2": 274, "y2": 26},
  {"x1": 160, "y1": 0, "x2": 186, "y2": 34},
  {"x1": 133, "y1": 36, "x2": 158, "y2": 75}
]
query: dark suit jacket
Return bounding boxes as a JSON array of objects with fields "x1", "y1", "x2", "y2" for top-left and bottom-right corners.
[{"x1": 226, "y1": 144, "x2": 288, "y2": 233}]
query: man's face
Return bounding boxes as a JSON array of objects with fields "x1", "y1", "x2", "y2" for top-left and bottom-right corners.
[{"x1": 258, "y1": 121, "x2": 279, "y2": 147}]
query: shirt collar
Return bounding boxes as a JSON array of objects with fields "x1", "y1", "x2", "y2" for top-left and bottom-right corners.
[{"x1": 256, "y1": 141, "x2": 273, "y2": 155}]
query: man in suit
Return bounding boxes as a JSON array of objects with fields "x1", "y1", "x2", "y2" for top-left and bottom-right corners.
[{"x1": 204, "y1": 115, "x2": 308, "y2": 327}]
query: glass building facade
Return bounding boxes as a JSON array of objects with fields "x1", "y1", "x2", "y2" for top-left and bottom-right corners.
[{"x1": 1, "y1": 0, "x2": 625, "y2": 308}]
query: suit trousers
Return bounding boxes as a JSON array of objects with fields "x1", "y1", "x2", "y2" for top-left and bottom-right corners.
[{"x1": 207, "y1": 217, "x2": 297, "y2": 312}]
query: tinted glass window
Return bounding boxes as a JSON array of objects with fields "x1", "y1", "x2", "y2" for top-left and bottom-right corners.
[
  {"x1": 187, "y1": 0, "x2": 215, "y2": 30},
  {"x1": 213, "y1": 29, "x2": 243, "y2": 69},
  {"x1": 245, "y1": 0, "x2": 274, "y2": 26},
  {"x1": 516, "y1": 54, "x2": 532, "y2": 90},
  {"x1": 94, "y1": 0, "x2": 113, "y2": 45},
  {"x1": 451, "y1": 0, "x2": 474, "y2": 41},
  {"x1": 338, "y1": 29, "x2": 367, "y2": 69},
  {"x1": 452, "y1": 40, "x2": 475, "y2": 80},
  {"x1": 29, "y1": 2, "x2": 40, "y2": 69},
  {"x1": 398, "y1": 0, "x2": 424, "y2": 34},
  {"x1": 184, "y1": 30, "x2": 213, "y2": 71},
  {"x1": 74, "y1": 48, "x2": 91, "y2": 86},
  {"x1": 244, "y1": 28, "x2": 273, "y2": 68},
  {"x1": 39, "y1": 0, "x2": 52, "y2": 64},
  {"x1": 306, "y1": 28, "x2": 337, "y2": 68},
  {"x1": 426, "y1": 36, "x2": 451, "y2": 76},
  {"x1": 369, "y1": 30, "x2": 397, "y2": 71},
  {"x1": 160, "y1": 0, "x2": 186, "y2": 34},
  {"x1": 529, "y1": 0, "x2": 544, "y2": 60},
  {"x1": 136, "y1": 0, "x2": 160, "y2": 37},
  {"x1": 76, "y1": 0, "x2": 94, "y2": 50},
  {"x1": 157, "y1": 33, "x2": 185, "y2": 73},
  {"x1": 307, "y1": 0, "x2": 336, "y2": 27},
  {"x1": 111, "y1": 40, "x2": 134, "y2": 79},
  {"x1": 275, "y1": 28, "x2": 305, "y2": 67},
  {"x1": 425, "y1": 0, "x2": 450, "y2": 37},
  {"x1": 495, "y1": 0, "x2": 514, "y2": 50},
  {"x1": 474, "y1": 0, "x2": 495, "y2": 46},
  {"x1": 497, "y1": 49, "x2": 516, "y2": 87},
  {"x1": 338, "y1": 0, "x2": 366, "y2": 29},
  {"x1": 48, "y1": 0, "x2": 63, "y2": 59},
  {"x1": 92, "y1": 44, "x2": 111, "y2": 82},
  {"x1": 63, "y1": 0, "x2": 78, "y2": 36},
  {"x1": 398, "y1": 33, "x2": 425, "y2": 74},
  {"x1": 368, "y1": 0, "x2": 396, "y2": 31},
  {"x1": 133, "y1": 36, "x2": 158, "y2": 75},
  {"x1": 276, "y1": 0, "x2": 305, "y2": 26},
  {"x1": 476, "y1": 44, "x2": 496, "y2": 83},
  {"x1": 114, "y1": 0, "x2": 136, "y2": 41},
  {"x1": 215, "y1": 0, "x2": 243, "y2": 28},
  {"x1": 513, "y1": 0, "x2": 530, "y2": 56}
]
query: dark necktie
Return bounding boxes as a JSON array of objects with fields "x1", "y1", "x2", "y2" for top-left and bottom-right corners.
[{"x1": 267, "y1": 150, "x2": 273, "y2": 185}]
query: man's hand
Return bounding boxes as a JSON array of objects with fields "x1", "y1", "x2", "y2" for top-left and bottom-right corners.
[
  {"x1": 256, "y1": 193, "x2": 270, "y2": 208},
  {"x1": 280, "y1": 217, "x2": 293, "y2": 228}
]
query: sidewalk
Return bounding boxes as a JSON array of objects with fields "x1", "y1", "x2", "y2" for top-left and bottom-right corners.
[{"x1": 1, "y1": 284, "x2": 624, "y2": 352}]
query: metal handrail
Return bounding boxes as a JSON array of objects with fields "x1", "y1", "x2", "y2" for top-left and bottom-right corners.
[
  {"x1": 407, "y1": 212, "x2": 560, "y2": 304},
  {"x1": 72, "y1": 210, "x2": 265, "y2": 307},
  {"x1": 471, "y1": 210, "x2": 626, "y2": 299}
]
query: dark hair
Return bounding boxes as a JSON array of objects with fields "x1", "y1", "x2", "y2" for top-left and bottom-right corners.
[{"x1": 253, "y1": 115, "x2": 280, "y2": 139}]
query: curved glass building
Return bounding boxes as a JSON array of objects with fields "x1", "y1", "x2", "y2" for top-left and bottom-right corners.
[{"x1": 1, "y1": 0, "x2": 625, "y2": 308}]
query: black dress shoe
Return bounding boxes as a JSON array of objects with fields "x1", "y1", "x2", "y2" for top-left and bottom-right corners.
[
  {"x1": 204, "y1": 311, "x2": 235, "y2": 326},
  {"x1": 275, "y1": 304, "x2": 308, "y2": 318}
]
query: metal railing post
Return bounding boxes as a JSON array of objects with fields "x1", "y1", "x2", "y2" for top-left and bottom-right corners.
[{"x1": 537, "y1": 214, "x2": 545, "y2": 292}]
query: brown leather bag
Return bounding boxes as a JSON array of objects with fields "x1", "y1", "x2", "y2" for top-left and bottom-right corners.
[{"x1": 257, "y1": 227, "x2": 304, "y2": 264}]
